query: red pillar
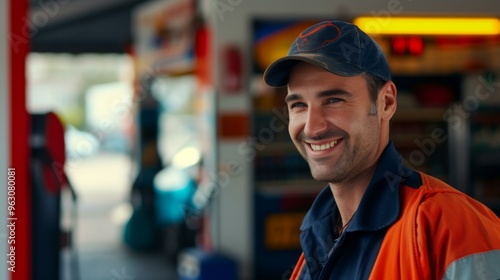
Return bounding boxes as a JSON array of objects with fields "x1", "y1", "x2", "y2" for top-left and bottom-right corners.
[{"x1": 8, "y1": 0, "x2": 31, "y2": 279}]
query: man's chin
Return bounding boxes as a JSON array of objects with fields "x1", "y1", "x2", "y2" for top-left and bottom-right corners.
[
  {"x1": 310, "y1": 170, "x2": 336, "y2": 183},
  {"x1": 310, "y1": 165, "x2": 347, "y2": 183}
]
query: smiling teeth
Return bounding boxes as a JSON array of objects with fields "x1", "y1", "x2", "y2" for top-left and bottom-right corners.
[{"x1": 311, "y1": 140, "x2": 339, "y2": 151}]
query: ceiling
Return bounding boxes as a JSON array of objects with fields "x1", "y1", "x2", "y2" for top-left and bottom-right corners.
[{"x1": 30, "y1": 0, "x2": 155, "y2": 53}]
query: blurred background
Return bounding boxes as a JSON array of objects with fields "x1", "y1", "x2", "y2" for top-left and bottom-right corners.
[{"x1": 1, "y1": 0, "x2": 499, "y2": 279}]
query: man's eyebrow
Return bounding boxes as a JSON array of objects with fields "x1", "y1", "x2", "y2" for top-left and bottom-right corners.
[
  {"x1": 317, "y1": 89, "x2": 353, "y2": 98},
  {"x1": 284, "y1": 93, "x2": 301, "y2": 104},
  {"x1": 285, "y1": 89, "x2": 353, "y2": 103}
]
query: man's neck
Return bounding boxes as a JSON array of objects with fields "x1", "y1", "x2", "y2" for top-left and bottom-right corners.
[{"x1": 329, "y1": 165, "x2": 377, "y2": 227}]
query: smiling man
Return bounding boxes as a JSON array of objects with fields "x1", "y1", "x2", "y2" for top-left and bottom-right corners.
[{"x1": 263, "y1": 21, "x2": 500, "y2": 280}]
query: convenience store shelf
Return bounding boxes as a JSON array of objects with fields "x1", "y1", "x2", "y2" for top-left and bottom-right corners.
[
  {"x1": 256, "y1": 142, "x2": 298, "y2": 156},
  {"x1": 256, "y1": 179, "x2": 326, "y2": 195},
  {"x1": 393, "y1": 107, "x2": 447, "y2": 122}
]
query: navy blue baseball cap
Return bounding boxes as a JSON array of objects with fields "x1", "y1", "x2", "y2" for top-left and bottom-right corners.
[{"x1": 263, "y1": 21, "x2": 391, "y2": 87}]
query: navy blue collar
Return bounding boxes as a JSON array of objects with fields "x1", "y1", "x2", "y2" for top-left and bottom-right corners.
[{"x1": 299, "y1": 141, "x2": 420, "y2": 266}]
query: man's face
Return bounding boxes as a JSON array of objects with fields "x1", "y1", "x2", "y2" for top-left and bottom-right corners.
[{"x1": 286, "y1": 62, "x2": 383, "y2": 183}]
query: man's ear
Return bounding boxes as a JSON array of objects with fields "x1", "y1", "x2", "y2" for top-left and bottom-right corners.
[{"x1": 379, "y1": 81, "x2": 397, "y2": 121}]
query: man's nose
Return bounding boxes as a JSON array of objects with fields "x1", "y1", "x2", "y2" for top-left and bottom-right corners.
[{"x1": 303, "y1": 108, "x2": 328, "y2": 137}]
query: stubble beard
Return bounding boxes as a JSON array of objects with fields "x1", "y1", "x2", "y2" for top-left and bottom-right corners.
[
  {"x1": 305, "y1": 139, "x2": 353, "y2": 183},
  {"x1": 294, "y1": 130, "x2": 352, "y2": 183},
  {"x1": 299, "y1": 128, "x2": 379, "y2": 185}
]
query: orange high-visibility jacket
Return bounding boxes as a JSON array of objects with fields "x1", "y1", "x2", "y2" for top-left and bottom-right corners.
[{"x1": 291, "y1": 142, "x2": 500, "y2": 279}]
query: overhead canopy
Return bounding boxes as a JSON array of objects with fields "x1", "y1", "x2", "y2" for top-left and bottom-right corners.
[{"x1": 30, "y1": 0, "x2": 154, "y2": 53}]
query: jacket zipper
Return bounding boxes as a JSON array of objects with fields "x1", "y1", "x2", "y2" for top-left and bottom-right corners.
[{"x1": 318, "y1": 234, "x2": 345, "y2": 279}]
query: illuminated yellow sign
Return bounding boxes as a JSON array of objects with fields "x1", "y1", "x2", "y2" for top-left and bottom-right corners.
[{"x1": 354, "y1": 17, "x2": 500, "y2": 36}]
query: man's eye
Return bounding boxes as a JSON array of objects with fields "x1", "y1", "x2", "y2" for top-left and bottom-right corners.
[
  {"x1": 290, "y1": 102, "x2": 306, "y2": 109},
  {"x1": 327, "y1": 98, "x2": 342, "y2": 104}
]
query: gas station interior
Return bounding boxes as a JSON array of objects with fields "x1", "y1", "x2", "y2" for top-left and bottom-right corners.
[{"x1": 18, "y1": 0, "x2": 500, "y2": 279}]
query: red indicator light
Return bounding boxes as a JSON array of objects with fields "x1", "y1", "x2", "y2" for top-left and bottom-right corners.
[
  {"x1": 409, "y1": 36, "x2": 424, "y2": 56},
  {"x1": 391, "y1": 36, "x2": 424, "y2": 56}
]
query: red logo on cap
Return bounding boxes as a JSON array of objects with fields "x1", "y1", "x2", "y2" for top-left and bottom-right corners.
[{"x1": 296, "y1": 22, "x2": 341, "y2": 52}]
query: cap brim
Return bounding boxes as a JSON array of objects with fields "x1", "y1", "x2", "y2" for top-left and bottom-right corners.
[{"x1": 263, "y1": 53, "x2": 364, "y2": 87}]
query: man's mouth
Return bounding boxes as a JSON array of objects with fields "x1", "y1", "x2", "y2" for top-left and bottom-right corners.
[{"x1": 310, "y1": 139, "x2": 341, "y2": 151}]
